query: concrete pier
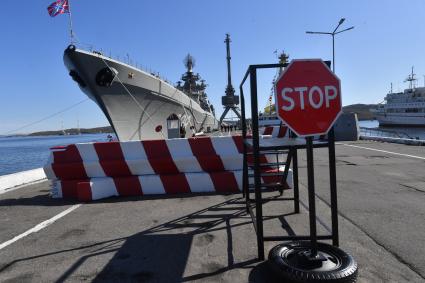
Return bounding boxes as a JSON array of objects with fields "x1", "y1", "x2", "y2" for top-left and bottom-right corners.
[{"x1": 0, "y1": 141, "x2": 424, "y2": 282}]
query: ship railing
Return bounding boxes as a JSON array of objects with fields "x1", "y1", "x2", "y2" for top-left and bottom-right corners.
[
  {"x1": 359, "y1": 127, "x2": 414, "y2": 139},
  {"x1": 73, "y1": 42, "x2": 175, "y2": 86}
]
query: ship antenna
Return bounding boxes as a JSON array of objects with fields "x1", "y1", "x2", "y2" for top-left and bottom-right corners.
[
  {"x1": 67, "y1": 0, "x2": 75, "y2": 44},
  {"x1": 404, "y1": 66, "x2": 417, "y2": 90},
  {"x1": 411, "y1": 66, "x2": 415, "y2": 89}
]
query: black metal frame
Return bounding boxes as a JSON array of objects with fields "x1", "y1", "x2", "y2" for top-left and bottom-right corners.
[{"x1": 239, "y1": 63, "x2": 339, "y2": 260}]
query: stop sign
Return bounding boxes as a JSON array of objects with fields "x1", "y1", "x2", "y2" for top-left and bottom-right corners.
[{"x1": 274, "y1": 59, "x2": 342, "y2": 137}]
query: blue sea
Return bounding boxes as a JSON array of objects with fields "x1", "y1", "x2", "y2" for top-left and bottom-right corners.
[
  {"x1": 0, "y1": 134, "x2": 112, "y2": 176},
  {"x1": 1, "y1": 123, "x2": 424, "y2": 177}
]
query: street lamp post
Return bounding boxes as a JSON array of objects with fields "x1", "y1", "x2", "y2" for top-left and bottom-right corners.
[
  {"x1": 306, "y1": 18, "x2": 354, "y2": 72},
  {"x1": 304, "y1": 18, "x2": 354, "y2": 253}
]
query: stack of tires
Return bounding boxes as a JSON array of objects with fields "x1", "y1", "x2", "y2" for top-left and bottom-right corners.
[{"x1": 43, "y1": 135, "x2": 292, "y2": 202}]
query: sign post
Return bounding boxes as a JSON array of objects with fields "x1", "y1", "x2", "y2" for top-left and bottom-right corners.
[
  {"x1": 274, "y1": 59, "x2": 342, "y2": 137},
  {"x1": 240, "y1": 60, "x2": 357, "y2": 282},
  {"x1": 275, "y1": 59, "x2": 342, "y2": 257}
]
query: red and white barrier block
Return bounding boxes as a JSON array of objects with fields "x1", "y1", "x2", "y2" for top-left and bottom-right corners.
[
  {"x1": 52, "y1": 168, "x2": 293, "y2": 202},
  {"x1": 44, "y1": 135, "x2": 293, "y2": 201},
  {"x1": 260, "y1": 126, "x2": 289, "y2": 138},
  {"x1": 44, "y1": 136, "x2": 286, "y2": 180}
]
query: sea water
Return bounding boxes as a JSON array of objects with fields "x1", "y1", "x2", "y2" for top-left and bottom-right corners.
[
  {"x1": 1, "y1": 123, "x2": 424, "y2": 177},
  {"x1": 0, "y1": 134, "x2": 112, "y2": 176}
]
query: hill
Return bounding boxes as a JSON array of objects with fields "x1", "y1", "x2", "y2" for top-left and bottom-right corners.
[
  {"x1": 343, "y1": 104, "x2": 377, "y2": 120},
  {"x1": 28, "y1": 126, "x2": 113, "y2": 136}
]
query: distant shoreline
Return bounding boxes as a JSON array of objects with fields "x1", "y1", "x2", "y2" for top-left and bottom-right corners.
[
  {"x1": 2, "y1": 104, "x2": 376, "y2": 137},
  {"x1": 28, "y1": 126, "x2": 113, "y2": 136},
  {"x1": 0, "y1": 126, "x2": 114, "y2": 138},
  {"x1": 343, "y1": 103, "x2": 377, "y2": 121}
]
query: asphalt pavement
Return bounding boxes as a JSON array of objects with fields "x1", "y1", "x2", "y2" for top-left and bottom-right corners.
[{"x1": 0, "y1": 140, "x2": 424, "y2": 282}]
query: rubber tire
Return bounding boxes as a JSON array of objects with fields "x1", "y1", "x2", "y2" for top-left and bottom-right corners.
[{"x1": 268, "y1": 241, "x2": 358, "y2": 283}]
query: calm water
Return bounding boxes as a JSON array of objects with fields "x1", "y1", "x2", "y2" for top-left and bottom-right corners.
[
  {"x1": 1, "y1": 123, "x2": 424, "y2": 176},
  {"x1": 359, "y1": 120, "x2": 425, "y2": 140},
  {"x1": 0, "y1": 134, "x2": 112, "y2": 176}
]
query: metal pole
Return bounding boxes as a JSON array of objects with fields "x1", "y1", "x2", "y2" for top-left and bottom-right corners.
[
  {"x1": 240, "y1": 86, "x2": 248, "y2": 202},
  {"x1": 225, "y1": 34, "x2": 233, "y2": 88},
  {"x1": 67, "y1": 0, "x2": 75, "y2": 44},
  {"x1": 306, "y1": 19, "x2": 354, "y2": 74},
  {"x1": 306, "y1": 136, "x2": 318, "y2": 256},
  {"x1": 328, "y1": 128, "x2": 339, "y2": 246},
  {"x1": 332, "y1": 34, "x2": 335, "y2": 73},
  {"x1": 250, "y1": 67, "x2": 264, "y2": 260},
  {"x1": 292, "y1": 148, "x2": 300, "y2": 213}
]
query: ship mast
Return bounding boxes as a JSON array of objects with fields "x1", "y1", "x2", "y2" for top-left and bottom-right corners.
[
  {"x1": 180, "y1": 54, "x2": 200, "y2": 100},
  {"x1": 404, "y1": 66, "x2": 417, "y2": 90},
  {"x1": 268, "y1": 51, "x2": 289, "y2": 115},
  {"x1": 278, "y1": 51, "x2": 289, "y2": 74}
]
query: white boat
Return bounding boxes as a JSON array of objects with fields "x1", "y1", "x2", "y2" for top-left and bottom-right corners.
[
  {"x1": 371, "y1": 68, "x2": 425, "y2": 126},
  {"x1": 64, "y1": 45, "x2": 218, "y2": 141}
]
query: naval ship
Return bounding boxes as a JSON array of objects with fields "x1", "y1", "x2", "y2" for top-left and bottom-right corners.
[
  {"x1": 371, "y1": 68, "x2": 425, "y2": 126},
  {"x1": 64, "y1": 45, "x2": 218, "y2": 141}
]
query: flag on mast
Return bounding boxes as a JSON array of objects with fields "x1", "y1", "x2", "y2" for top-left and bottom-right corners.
[{"x1": 47, "y1": 0, "x2": 70, "y2": 17}]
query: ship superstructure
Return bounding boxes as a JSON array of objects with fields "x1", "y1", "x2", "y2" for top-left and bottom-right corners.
[
  {"x1": 258, "y1": 51, "x2": 290, "y2": 127},
  {"x1": 64, "y1": 45, "x2": 218, "y2": 141},
  {"x1": 176, "y1": 54, "x2": 215, "y2": 117},
  {"x1": 371, "y1": 68, "x2": 425, "y2": 126}
]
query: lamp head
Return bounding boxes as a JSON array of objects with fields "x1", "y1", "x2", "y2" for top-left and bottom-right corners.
[{"x1": 339, "y1": 18, "x2": 345, "y2": 25}]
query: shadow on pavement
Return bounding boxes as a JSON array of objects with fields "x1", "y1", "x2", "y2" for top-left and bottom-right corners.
[
  {"x1": 1, "y1": 196, "x2": 295, "y2": 282},
  {"x1": 89, "y1": 197, "x2": 260, "y2": 282},
  {"x1": 249, "y1": 261, "x2": 284, "y2": 283},
  {"x1": 0, "y1": 193, "x2": 78, "y2": 207}
]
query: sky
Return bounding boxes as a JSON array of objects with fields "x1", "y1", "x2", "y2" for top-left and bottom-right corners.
[{"x1": 1, "y1": 0, "x2": 424, "y2": 134}]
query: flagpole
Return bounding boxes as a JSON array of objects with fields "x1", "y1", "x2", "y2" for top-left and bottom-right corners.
[{"x1": 67, "y1": 0, "x2": 75, "y2": 44}]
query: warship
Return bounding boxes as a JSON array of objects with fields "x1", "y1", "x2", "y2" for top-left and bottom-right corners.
[{"x1": 64, "y1": 45, "x2": 218, "y2": 141}]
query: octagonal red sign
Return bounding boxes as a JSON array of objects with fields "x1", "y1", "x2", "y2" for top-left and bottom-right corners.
[{"x1": 274, "y1": 59, "x2": 342, "y2": 137}]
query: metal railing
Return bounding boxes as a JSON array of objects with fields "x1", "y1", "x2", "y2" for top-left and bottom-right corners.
[
  {"x1": 239, "y1": 62, "x2": 339, "y2": 260},
  {"x1": 360, "y1": 127, "x2": 413, "y2": 139},
  {"x1": 73, "y1": 42, "x2": 174, "y2": 85}
]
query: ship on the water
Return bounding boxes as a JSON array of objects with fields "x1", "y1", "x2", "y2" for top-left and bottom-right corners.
[
  {"x1": 64, "y1": 45, "x2": 218, "y2": 141},
  {"x1": 371, "y1": 68, "x2": 425, "y2": 127}
]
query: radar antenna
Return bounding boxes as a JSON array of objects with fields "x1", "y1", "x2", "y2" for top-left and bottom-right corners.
[
  {"x1": 219, "y1": 33, "x2": 241, "y2": 126},
  {"x1": 180, "y1": 54, "x2": 200, "y2": 95},
  {"x1": 184, "y1": 54, "x2": 195, "y2": 72}
]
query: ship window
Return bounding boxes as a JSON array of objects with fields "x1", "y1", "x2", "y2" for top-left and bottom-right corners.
[
  {"x1": 168, "y1": 120, "x2": 179, "y2": 129},
  {"x1": 167, "y1": 113, "x2": 179, "y2": 129}
]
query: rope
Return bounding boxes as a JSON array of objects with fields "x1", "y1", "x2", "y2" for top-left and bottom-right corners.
[
  {"x1": 99, "y1": 51, "x2": 213, "y2": 138},
  {"x1": 1, "y1": 98, "x2": 89, "y2": 135},
  {"x1": 99, "y1": 57, "x2": 166, "y2": 138}
]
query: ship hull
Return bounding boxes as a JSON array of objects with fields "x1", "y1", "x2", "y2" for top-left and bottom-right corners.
[
  {"x1": 375, "y1": 113, "x2": 425, "y2": 127},
  {"x1": 64, "y1": 47, "x2": 218, "y2": 141}
]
